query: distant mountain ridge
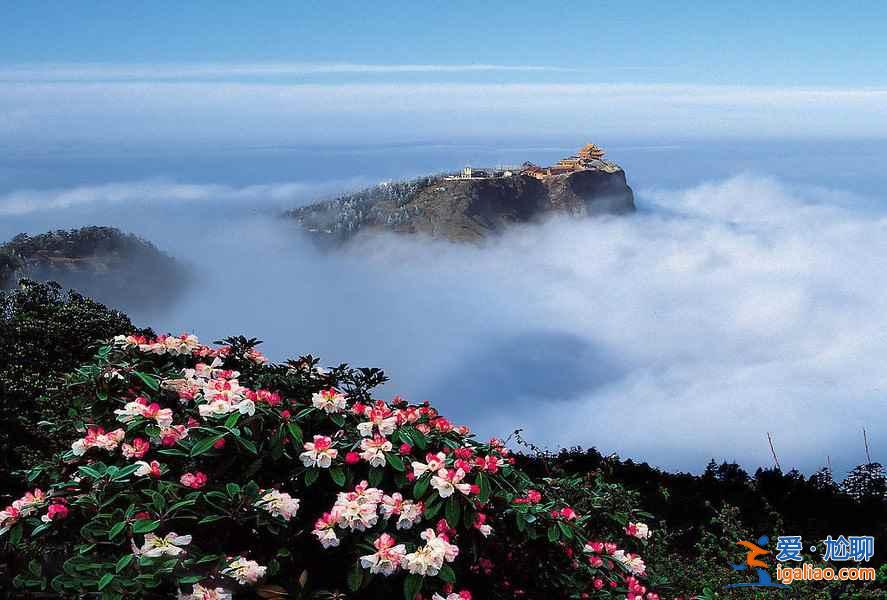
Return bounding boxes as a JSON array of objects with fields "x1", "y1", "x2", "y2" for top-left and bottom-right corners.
[
  {"x1": 0, "y1": 226, "x2": 188, "y2": 309},
  {"x1": 286, "y1": 144, "x2": 635, "y2": 242}
]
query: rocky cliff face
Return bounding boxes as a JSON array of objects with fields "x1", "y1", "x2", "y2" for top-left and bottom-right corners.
[{"x1": 288, "y1": 168, "x2": 634, "y2": 243}]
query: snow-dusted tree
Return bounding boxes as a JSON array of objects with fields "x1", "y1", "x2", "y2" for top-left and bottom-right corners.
[
  {"x1": 841, "y1": 462, "x2": 887, "y2": 500},
  {"x1": 809, "y1": 465, "x2": 839, "y2": 492}
]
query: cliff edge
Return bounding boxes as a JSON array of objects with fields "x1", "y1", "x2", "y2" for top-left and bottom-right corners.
[{"x1": 287, "y1": 144, "x2": 635, "y2": 243}]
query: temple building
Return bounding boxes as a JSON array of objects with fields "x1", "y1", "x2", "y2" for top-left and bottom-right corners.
[{"x1": 520, "y1": 143, "x2": 612, "y2": 180}]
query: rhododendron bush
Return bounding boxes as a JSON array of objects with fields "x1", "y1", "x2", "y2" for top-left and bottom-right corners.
[{"x1": 1, "y1": 334, "x2": 659, "y2": 599}]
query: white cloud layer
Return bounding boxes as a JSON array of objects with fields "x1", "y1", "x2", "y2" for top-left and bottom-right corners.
[
  {"x1": 2, "y1": 81, "x2": 887, "y2": 144},
  {"x1": 2, "y1": 175, "x2": 884, "y2": 475}
]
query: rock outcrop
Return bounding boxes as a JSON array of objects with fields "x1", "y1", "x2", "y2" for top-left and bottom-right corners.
[{"x1": 287, "y1": 158, "x2": 634, "y2": 243}]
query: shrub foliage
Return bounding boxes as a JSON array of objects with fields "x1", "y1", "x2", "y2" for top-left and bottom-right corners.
[{"x1": 1, "y1": 334, "x2": 657, "y2": 599}]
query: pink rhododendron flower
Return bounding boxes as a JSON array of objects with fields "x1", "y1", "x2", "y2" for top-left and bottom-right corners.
[
  {"x1": 359, "y1": 435, "x2": 392, "y2": 468},
  {"x1": 474, "y1": 513, "x2": 493, "y2": 537},
  {"x1": 431, "y1": 468, "x2": 471, "y2": 498},
  {"x1": 134, "y1": 460, "x2": 162, "y2": 478},
  {"x1": 411, "y1": 451, "x2": 447, "y2": 478},
  {"x1": 0, "y1": 506, "x2": 21, "y2": 527},
  {"x1": 330, "y1": 481, "x2": 383, "y2": 531},
  {"x1": 380, "y1": 493, "x2": 423, "y2": 530},
  {"x1": 179, "y1": 471, "x2": 208, "y2": 489},
  {"x1": 626, "y1": 521, "x2": 651, "y2": 540},
  {"x1": 433, "y1": 593, "x2": 472, "y2": 600},
  {"x1": 356, "y1": 401, "x2": 397, "y2": 437},
  {"x1": 71, "y1": 426, "x2": 125, "y2": 456},
  {"x1": 359, "y1": 533, "x2": 407, "y2": 575},
  {"x1": 40, "y1": 503, "x2": 69, "y2": 522},
  {"x1": 160, "y1": 425, "x2": 189, "y2": 447},
  {"x1": 300, "y1": 435, "x2": 338, "y2": 468},
  {"x1": 121, "y1": 437, "x2": 150, "y2": 458},
  {"x1": 312, "y1": 512, "x2": 340, "y2": 548}
]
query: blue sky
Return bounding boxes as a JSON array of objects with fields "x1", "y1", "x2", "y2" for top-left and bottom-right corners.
[
  {"x1": 1, "y1": 2, "x2": 887, "y2": 146},
  {"x1": 2, "y1": 1, "x2": 887, "y2": 86}
]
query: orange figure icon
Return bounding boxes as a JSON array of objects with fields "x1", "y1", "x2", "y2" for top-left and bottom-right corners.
[{"x1": 736, "y1": 539, "x2": 770, "y2": 568}]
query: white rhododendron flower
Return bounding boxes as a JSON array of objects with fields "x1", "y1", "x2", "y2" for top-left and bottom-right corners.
[
  {"x1": 137, "y1": 532, "x2": 192, "y2": 557},
  {"x1": 402, "y1": 529, "x2": 459, "y2": 576},
  {"x1": 178, "y1": 584, "x2": 231, "y2": 600},
  {"x1": 411, "y1": 451, "x2": 447, "y2": 478},
  {"x1": 256, "y1": 490, "x2": 301, "y2": 521},
  {"x1": 223, "y1": 557, "x2": 266, "y2": 585},
  {"x1": 359, "y1": 533, "x2": 407, "y2": 576},
  {"x1": 311, "y1": 388, "x2": 347, "y2": 413},
  {"x1": 613, "y1": 549, "x2": 647, "y2": 576},
  {"x1": 300, "y1": 435, "x2": 338, "y2": 468}
]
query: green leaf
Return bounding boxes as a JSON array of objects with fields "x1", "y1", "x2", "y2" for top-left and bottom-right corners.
[
  {"x1": 557, "y1": 521, "x2": 574, "y2": 540},
  {"x1": 329, "y1": 467, "x2": 346, "y2": 487},
  {"x1": 30, "y1": 522, "x2": 52, "y2": 537},
  {"x1": 403, "y1": 574, "x2": 423, "y2": 600},
  {"x1": 226, "y1": 483, "x2": 241, "y2": 497},
  {"x1": 178, "y1": 574, "x2": 203, "y2": 584},
  {"x1": 190, "y1": 433, "x2": 226, "y2": 457},
  {"x1": 437, "y1": 564, "x2": 456, "y2": 583},
  {"x1": 111, "y1": 463, "x2": 141, "y2": 480},
  {"x1": 423, "y1": 499, "x2": 442, "y2": 521},
  {"x1": 445, "y1": 496, "x2": 461, "y2": 527},
  {"x1": 385, "y1": 453, "x2": 405, "y2": 472},
  {"x1": 413, "y1": 474, "x2": 430, "y2": 500},
  {"x1": 329, "y1": 413, "x2": 345, "y2": 427},
  {"x1": 410, "y1": 428, "x2": 428, "y2": 450},
  {"x1": 235, "y1": 435, "x2": 257, "y2": 455},
  {"x1": 108, "y1": 522, "x2": 126, "y2": 540},
  {"x1": 97, "y1": 573, "x2": 114, "y2": 591},
  {"x1": 303, "y1": 469, "x2": 319, "y2": 487},
  {"x1": 198, "y1": 515, "x2": 227, "y2": 525},
  {"x1": 224, "y1": 412, "x2": 241, "y2": 428},
  {"x1": 133, "y1": 371, "x2": 160, "y2": 390},
  {"x1": 132, "y1": 520, "x2": 160, "y2": 534},
  {"x1": 476, "y1": 472, "x2": 491, "y2": 504},
  {"x1": 157, "y1": 448, "x2": 189, "y2": 457},
  {"x1": 547, "y1": 524, "x2": 560, "y2": 542},
  {"x1": 78, "y1": 465, "x2": 104, "y2": 480},
  {"x1": 115, "y1": 554, "x2": 134, "y2": 573},
  {"x1": 286, "y1": 422, "x2": 303, "y2": 446},
  {"x1": 347, "y1": 560, "x2": 363, "y2": 592},
  {"x1": 369, "y1": 467, "x2": 384, "y2": 487}
]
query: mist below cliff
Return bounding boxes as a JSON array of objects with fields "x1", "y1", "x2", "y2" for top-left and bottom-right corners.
[{"x1": 2, "y1": 141, "x2": 887, "y2": 476}]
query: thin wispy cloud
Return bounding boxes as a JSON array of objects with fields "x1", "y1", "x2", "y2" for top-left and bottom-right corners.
[{"x1": 0, "y1": 62, "x2": 589, "y2": 82}]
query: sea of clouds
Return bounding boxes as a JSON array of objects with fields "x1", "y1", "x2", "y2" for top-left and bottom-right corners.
[{"x1": 2, "y1": 174, "x2": 885, "y2": 476}]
